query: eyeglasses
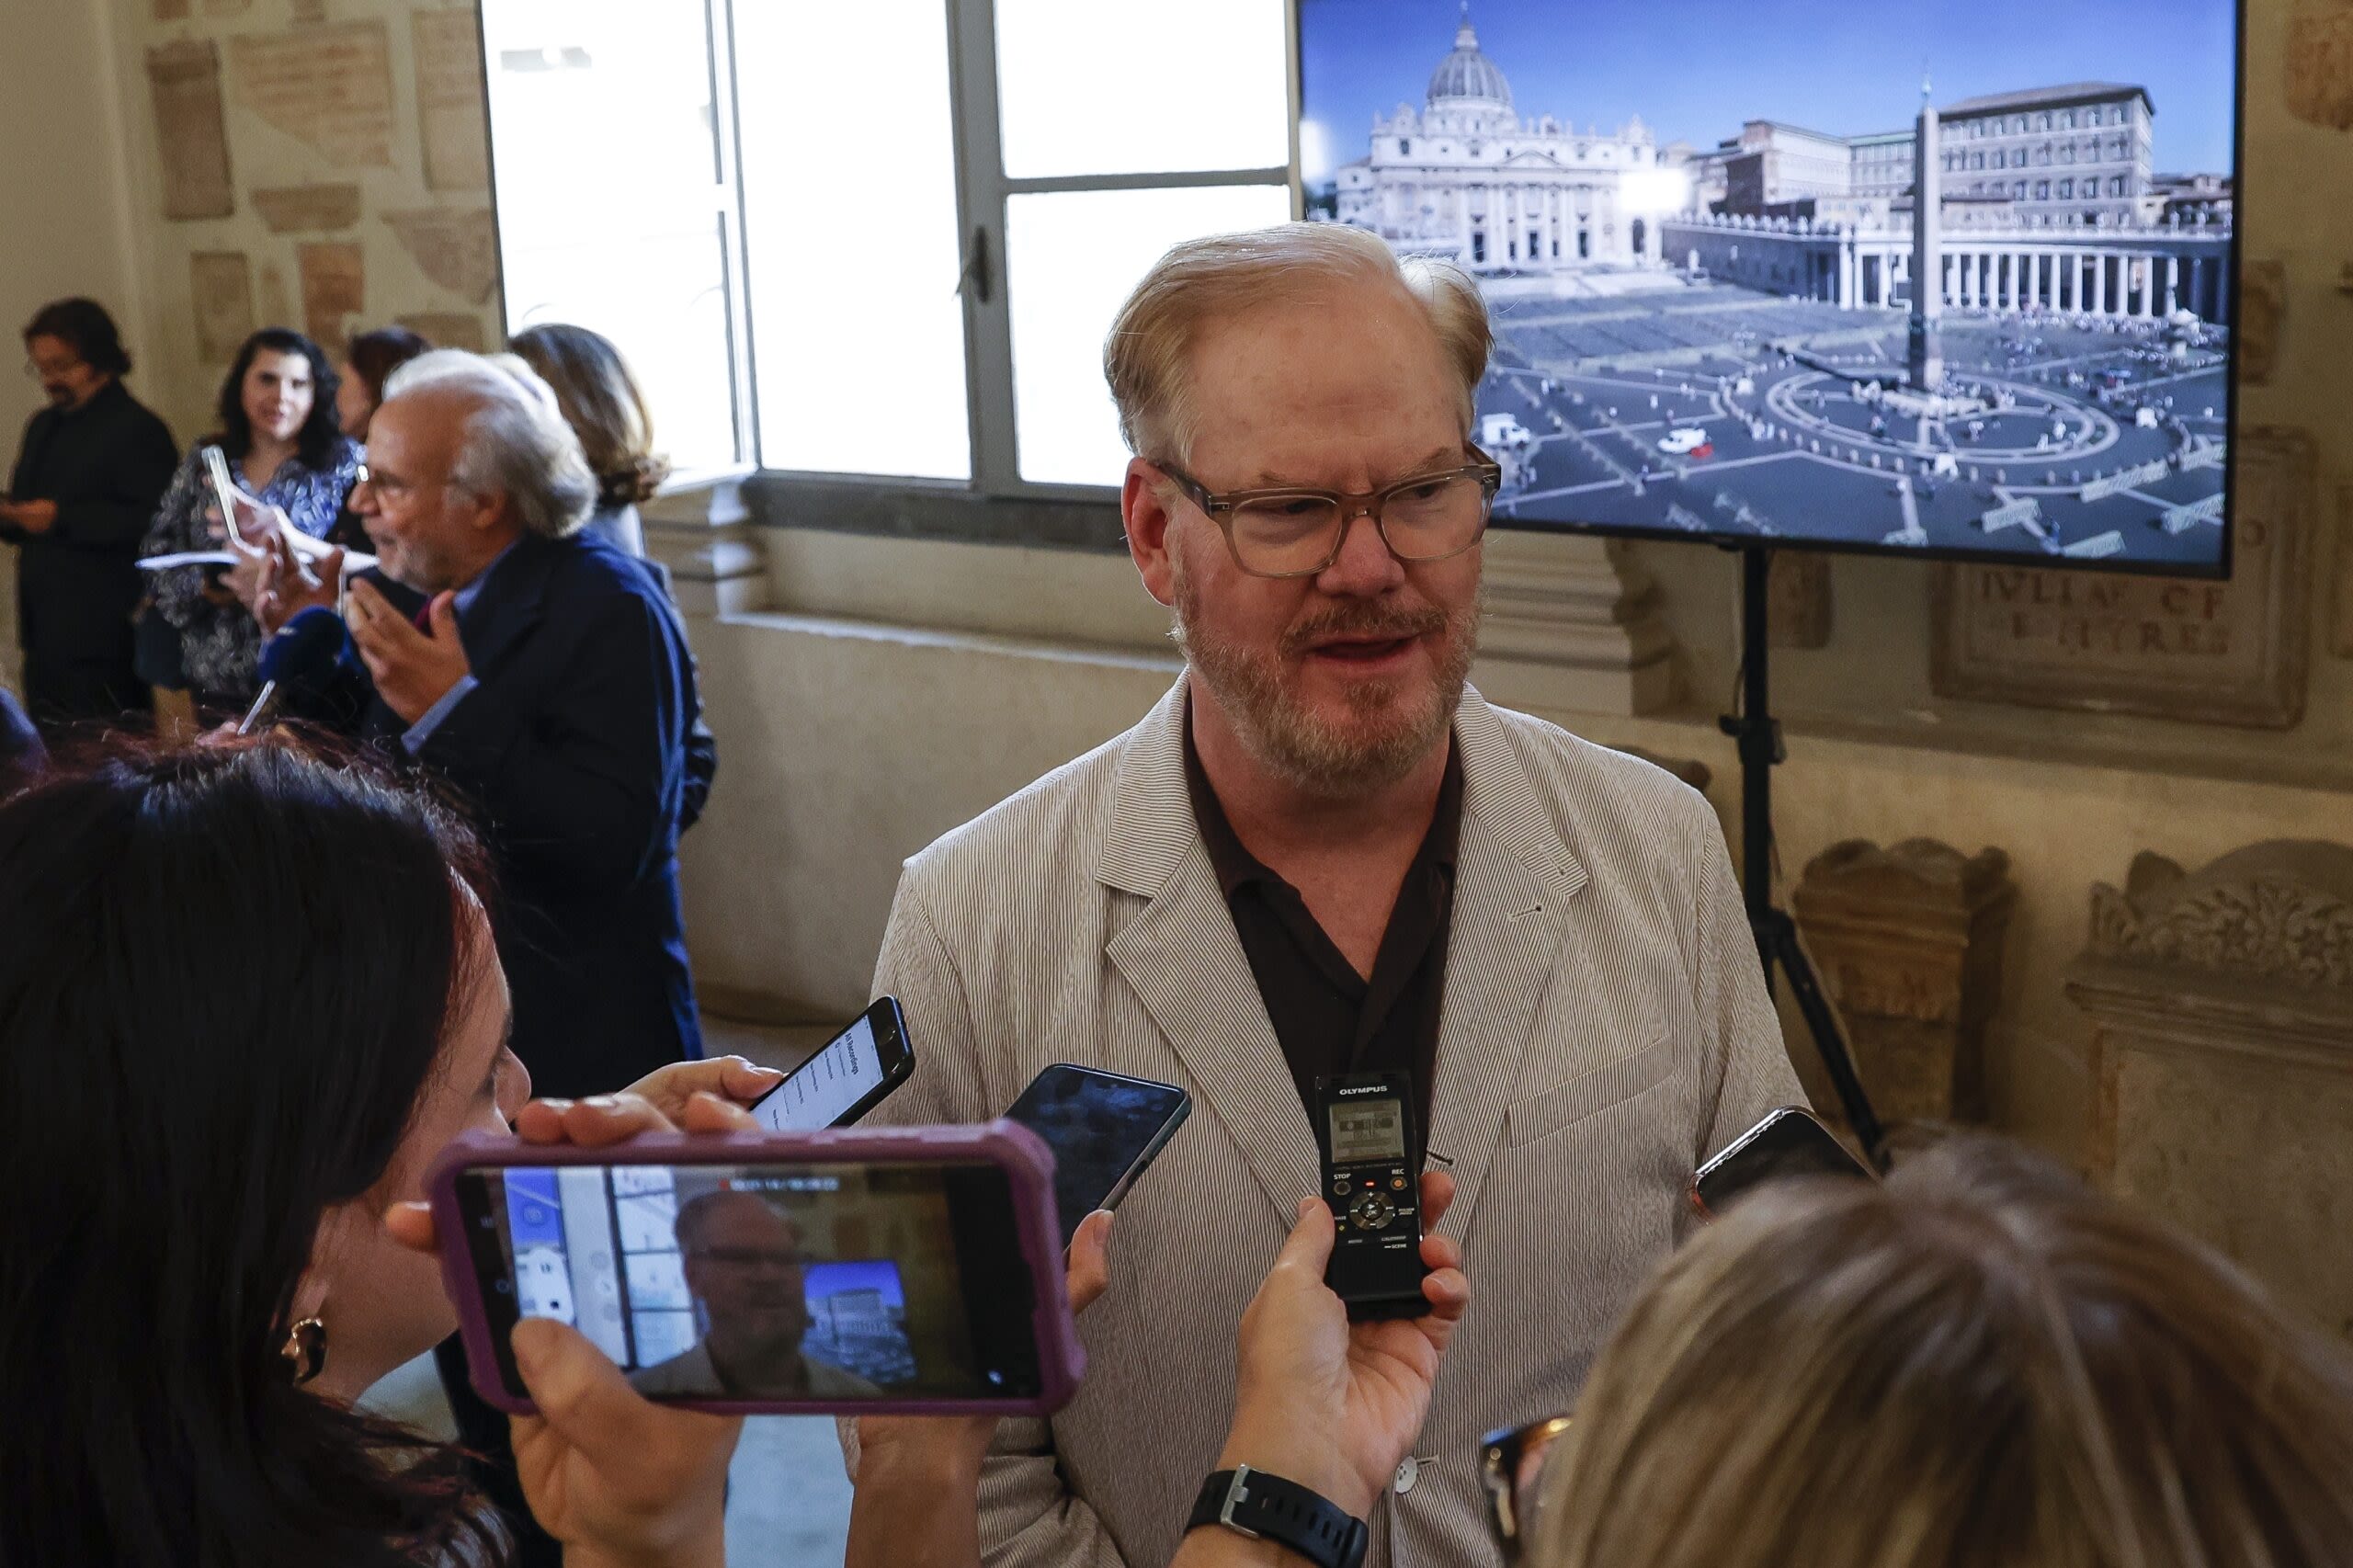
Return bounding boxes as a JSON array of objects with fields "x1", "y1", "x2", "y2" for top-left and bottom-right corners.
[
  {"x1": 1157, "y1": 446, "x2": 1503, "y2": 579},
  {"x1": 21, "y1": 356, "x2": 85, "y2": 381},
  {"x1": 1479, "y1": 1415, "x2": 1573, "y2": 1562}
]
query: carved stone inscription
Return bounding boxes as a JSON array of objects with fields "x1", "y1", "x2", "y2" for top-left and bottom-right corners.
[
  {"x1": 298, "y1": 243, "x2": 365, "y2": 349},
  {"x1": 253, "y1": 184, "x2": 362, "y2": 233},
  {"x1": 415, "y1": 11, "x2": 492, "y2": 191},
  {"x1": 382, "y1": 208, "x2": 499, "y2": 303},
  {"x1": 1930, "y1": 428, "x2": 2314, "y2": 727},
  {"x1": 229, "y1": 22, "x2": 395, "y2": 168},
  {"x1": 190, "y1": 252, "x2": 256, "y2": 363},
  {"x1": 146, "y1": 41, "x2": 234, "y2": 221},
  {"x1": 2288, "y1": 0, "x2": 2353, "y2": 131}
]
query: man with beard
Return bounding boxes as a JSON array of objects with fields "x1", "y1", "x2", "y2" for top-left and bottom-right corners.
[
  {"x1": 631, "y1": 1191, "x2": 881, "y2": 1399},
  {"x1": 1, "y1": 299, "x2": 178, "y2": 729},
  {"x1": 843, "y1": 222, "x2": 1800, "y2": 1567}
]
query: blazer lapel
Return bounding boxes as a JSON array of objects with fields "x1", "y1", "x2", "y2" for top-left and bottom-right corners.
[
  {"x1": 1099, "y1": 680, "x2": 1317, "y2": 1225},
  {"x1": 457, "y1": 533, "x2": 554, "y2": 676},
  {"x1": 1423, "y1": 687, "x2": 1589, "y2": 1238}
]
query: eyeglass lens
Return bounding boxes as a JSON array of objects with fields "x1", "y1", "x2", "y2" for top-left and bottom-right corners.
[{"x1": 1227, "y1": 472, "x2": 1490, "y2": 574}]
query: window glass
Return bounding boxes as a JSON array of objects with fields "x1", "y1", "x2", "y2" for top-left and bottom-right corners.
[
  {"x1": 1006, "y1": 183, "x2": 1291, "y2": 484},
  {"x1": 736, "y1": 0, "x2": 971, "y2": 478},
  {"x1": 481, "y1": 0, "x2": 739, "y2": 469},
  {"x1": 995, "y1": 0, "x2": 1290, "y2": 178}
]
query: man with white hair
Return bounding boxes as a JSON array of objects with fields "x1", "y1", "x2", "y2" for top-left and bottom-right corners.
[
  {"x1": 847, "y1": 224, "x2": 1801, "y2": 1566},
  {"x1": 256, "y1": 347, "x2": 710, "y2": 1096}
]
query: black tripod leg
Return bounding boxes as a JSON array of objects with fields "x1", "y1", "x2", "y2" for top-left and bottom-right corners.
[{"x1": 1762, "y1": 909, "x2": 1888, "y2": 1169}]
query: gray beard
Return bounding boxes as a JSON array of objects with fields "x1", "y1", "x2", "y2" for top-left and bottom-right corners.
[{"x1": 1170, "y1": 558, "x2": 1477, "y2": 801}]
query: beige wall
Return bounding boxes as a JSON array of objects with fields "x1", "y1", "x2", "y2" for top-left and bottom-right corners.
[
  {"x1": 97, "y1": 0, "x2": 499, "y2": 440},
  {"x1": 0, "y1": 0, "x2": 152, "y2": 680}
]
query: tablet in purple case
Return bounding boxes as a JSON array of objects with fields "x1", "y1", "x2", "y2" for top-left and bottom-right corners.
[{"x1": 427, "y1": 1119, "x2": 1084, "y2": 1418}]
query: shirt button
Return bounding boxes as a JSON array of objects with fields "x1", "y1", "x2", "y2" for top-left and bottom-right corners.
[{"x1": 1393, "y1": 1456, "x2": 1419, "y2": 1494}]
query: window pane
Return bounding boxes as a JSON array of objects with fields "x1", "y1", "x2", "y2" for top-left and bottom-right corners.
[
  {"x1": 995, "y1": 0, "x2": 1290, "y2": 179},
  {"x1": 737, "y1": 0, "x2": 969, "y2": 479},
  {"x1": 482, "y1": 0, "x2": 740, "y2": 470},
  {"x1": 1006, "y1": 184, "x2": 1291, "y2": 485}
]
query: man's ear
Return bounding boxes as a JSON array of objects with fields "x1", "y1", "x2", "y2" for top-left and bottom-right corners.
[
  {"x1": 467, "y1": 487, "x2": 515, "y2": 539},
  {"x1": 1123, "y1": 459, "x2": 1178, "y2": 608}
]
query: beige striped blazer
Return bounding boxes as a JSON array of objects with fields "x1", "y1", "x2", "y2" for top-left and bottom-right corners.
[{"x1": 850, "y1": 677, "x2": 1801, "y2": 1566}]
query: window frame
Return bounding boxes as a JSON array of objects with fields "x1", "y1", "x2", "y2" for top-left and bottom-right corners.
[{"x1": 728, "y1": 0, "x2": 1302, "y2": 506}]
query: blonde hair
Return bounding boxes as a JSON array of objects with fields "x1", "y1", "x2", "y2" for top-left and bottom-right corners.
[
  {"x1": 1102, "y1": 222, "x2": 1490, "y2": 465},
  {"x1": 1530, "y1": 1138, "x2": 2353, "y2": 1568},
  {"x1": 510, "y1": 324, "x2": 672, "y2": 508}
]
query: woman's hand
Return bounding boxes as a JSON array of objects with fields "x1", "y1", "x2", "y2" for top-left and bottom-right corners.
[
  {"x1": 386, "y1": 1089, "x2": 758, "y2": 1568},
  {"x1": 613, "y1": 1055, "x2": 783, "y2": 1126},
  {"x1": 843, "y1": 1209, "x2": 1115, "y2": 1568},
  {"x1": 1203, "y1": 1173, "x2": 1468, "y2": 1524}
]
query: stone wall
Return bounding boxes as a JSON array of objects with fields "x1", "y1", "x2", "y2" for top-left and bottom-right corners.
[{"x1": 109, "y1": 0, "x2": 498, "y2": 439}]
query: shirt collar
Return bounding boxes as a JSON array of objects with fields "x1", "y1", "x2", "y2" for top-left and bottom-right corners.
[
  {"x1": 450, "y1": 538, "x2": 520, "y2": 620},
  {"x1": 1180, "y1": 696, "x2": 1463, "y2": 901}
]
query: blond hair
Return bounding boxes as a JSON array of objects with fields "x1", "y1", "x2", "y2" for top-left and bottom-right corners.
[
  {"x1": 1102, "y1": 222, "x2": 1490, "y2": 465},
  {"x1": 1530, "y1": 1138, "x2": 2353, "y2": 1568}
]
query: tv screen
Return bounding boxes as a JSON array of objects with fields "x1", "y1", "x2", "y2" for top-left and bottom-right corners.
[{"x1": 1299, "y1": 0, "x2": 2242, "y2": 575}]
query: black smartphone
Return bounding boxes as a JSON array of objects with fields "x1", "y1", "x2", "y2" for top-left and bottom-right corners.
[
  {"x1": 745, "y1": 997, "x2": 915, "y2": 1132},
  {"x1": 1002, "y1": 1063, "x2": 1192, "y2": 1247},
  {"x1": 1691, "y1": 1106, "x2": 1876, "y2": 1219}
]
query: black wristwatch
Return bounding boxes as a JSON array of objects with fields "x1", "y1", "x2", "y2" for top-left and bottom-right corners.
[{"x1": 1187, "y1": 1464, "x2": 1369, "y2": 1568}]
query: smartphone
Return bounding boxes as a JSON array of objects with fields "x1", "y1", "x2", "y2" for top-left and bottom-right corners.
[
  {"x1": 430, "y1": 1122, "x2": 1084, "y2": 1417},
  {"x1": 1691, "y1": 1106, "x2": 1876, "y2": 1220},
  {"x1": 199, "y1": 445, "x2": 251, "y2": 547},
  {"x1": 745, "y1": 997, "x2": 914, "y2": 1132},
  {"x1": 1003, "y1": 1063, "x2": 1191, "y2": 1248}
]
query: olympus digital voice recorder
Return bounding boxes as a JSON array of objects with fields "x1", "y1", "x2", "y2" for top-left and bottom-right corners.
[{"x1": 1313, "y1": 1073, "x2": 1428, "y2": 1321}]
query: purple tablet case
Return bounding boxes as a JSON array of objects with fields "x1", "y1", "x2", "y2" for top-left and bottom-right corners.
[{"x1": 426, "y1": 1119, "x2": 1085, "y2": 1417}]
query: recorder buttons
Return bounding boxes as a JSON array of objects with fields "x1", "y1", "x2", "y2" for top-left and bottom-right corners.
[
  {"x1": 1349, "y1": 1190, "x2": 1395, "y2": 1231},
  {"x1": 1333, "y1": 1176, "x2": 1352, "y2": 1196}
]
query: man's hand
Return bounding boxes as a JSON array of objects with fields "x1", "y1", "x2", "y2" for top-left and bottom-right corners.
[
  {"x1": 2, "y1": 498, "x2": 57, "y2": 534},
  {"x1": 255, "y1": 539, "x2": 342, "y2": 636},
  {"x1": 1209, "y1": 1172, "x2": 1468, "y2": 1521},
  {"x1": 345, "y1": 576, "x2": 471, "y2": 725},
  {"x1": 845, "y1": 1208, "x2": 1115, "y2": 1568}
]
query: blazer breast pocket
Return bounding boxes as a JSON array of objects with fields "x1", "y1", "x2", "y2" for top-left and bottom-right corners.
[{"x1": 1505, "y1": 1036, "x2": 1677, "y2": 1148}]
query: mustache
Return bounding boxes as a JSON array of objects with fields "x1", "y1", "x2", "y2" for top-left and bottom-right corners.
[{"x1": 1280, "y1": 601, "x2": 1449, "y2": 658}]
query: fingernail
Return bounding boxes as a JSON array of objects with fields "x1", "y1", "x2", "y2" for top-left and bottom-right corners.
[
  {"x1": 536, "y1": 1097, "x2": 574, "y2": 1113},
  {"x1": 582, "y1": 1096, "x2": 619, "y2": 1110}
]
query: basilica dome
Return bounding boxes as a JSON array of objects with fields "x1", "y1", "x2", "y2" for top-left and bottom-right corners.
[{"x1": 1427, "y1": 6, "x2": 1511, "y2": 108}]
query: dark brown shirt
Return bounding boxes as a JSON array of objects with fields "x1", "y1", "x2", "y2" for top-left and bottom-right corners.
[{"x1": 1182, "y1": 715, "x2": 1461, "y2": 1146}]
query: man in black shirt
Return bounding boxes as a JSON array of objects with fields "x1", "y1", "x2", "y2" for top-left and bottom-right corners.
[{"x1": 1, "y1": 299, "x2": 178, "y2": 729}]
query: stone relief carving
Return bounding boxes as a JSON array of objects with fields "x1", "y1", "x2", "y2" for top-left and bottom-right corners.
[{"x1": 2085, "y1": 843, "x2": 2353, "y2": 988}]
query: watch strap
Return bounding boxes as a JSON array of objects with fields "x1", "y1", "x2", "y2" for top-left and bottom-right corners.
[{"x1": 1187, "y1": 1465, "x2": 1369, "y2": 1568}]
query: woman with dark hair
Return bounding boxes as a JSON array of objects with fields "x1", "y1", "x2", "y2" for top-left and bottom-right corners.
[
  {"x1": 0, "y1": 736, "x2": 779, "y2": 1567},
  {"x1": 340, "y1": 324, "x2": 434, "y2": 440},
  {"x1": 140, "y1": 327, "x2": 363, "y2": 708},
  {"x1": 509, "y1": 324, "x2": 670, "y2": 557}
]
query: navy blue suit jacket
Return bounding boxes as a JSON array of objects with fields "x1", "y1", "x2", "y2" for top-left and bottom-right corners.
[{"x1": 268, "y1": 529, "x2": 711, "y2": 1096}]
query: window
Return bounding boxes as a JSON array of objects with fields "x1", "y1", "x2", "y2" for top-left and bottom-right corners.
[
  {"x1": 2110, "y1": 175, "x2": 2128, "y2": 197},
  {"x1": 2014, "y1": 179, "x2": 2028, "y2": 199},
  {"x1": 2059, "y1": 177, "x2": 2074, "y2": 198},
  {"x1": 1993, "y1": 150, "x2": 2006, "y2": 169},
  {"x1": 482, "y1": 0, "x2": 1292, "y2": 495},
  {"x1": 2058, "y1": 110, "x2": 2074, "y2": 130}
]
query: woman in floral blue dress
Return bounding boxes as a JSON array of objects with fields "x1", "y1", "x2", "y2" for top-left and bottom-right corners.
[{"x1": 142, "y1": 328, "x2": 361, "y2": 709}]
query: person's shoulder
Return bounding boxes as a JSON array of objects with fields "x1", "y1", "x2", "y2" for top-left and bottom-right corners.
[
  {"x1": 626, "y1": 1344, "x2": 718, "y2": 1397},
  {"x1": 895, "y1": 715, "x2": 1147, "y2": 911},
  {"x1": 1477, "y1": 698, "x2": 1720, "y2": 855}
]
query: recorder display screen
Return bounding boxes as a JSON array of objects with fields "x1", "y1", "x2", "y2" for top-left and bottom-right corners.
[{"x1": 1329, "y1": 1098, "x2": 1406, "y2": 1164}]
